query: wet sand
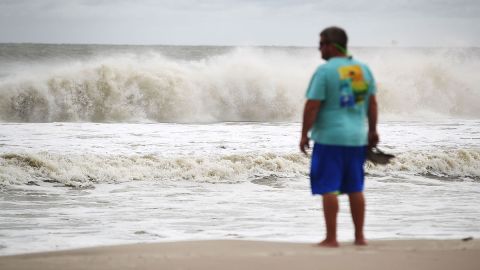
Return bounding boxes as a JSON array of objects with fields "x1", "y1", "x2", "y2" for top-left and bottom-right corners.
[{"x1": 1, "y1": 239, "x2": 479, "y2": 270}]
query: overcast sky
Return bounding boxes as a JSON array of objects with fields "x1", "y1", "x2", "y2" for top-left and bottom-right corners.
[{"x1": 0, "y1": 0, "x2": 479, "y2": 46}]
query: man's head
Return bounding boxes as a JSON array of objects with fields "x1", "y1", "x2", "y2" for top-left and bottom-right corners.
[{"x1": 319, "y1": 26, "x2": 348, "y2": 60}]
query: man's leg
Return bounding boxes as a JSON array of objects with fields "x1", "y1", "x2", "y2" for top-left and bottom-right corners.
[
  {"x1": 348, "y1": 192, "x2": 367, "y2": 245},
  {"x1": 319, "y1": 193, "x2": 339, "y2": 247}
]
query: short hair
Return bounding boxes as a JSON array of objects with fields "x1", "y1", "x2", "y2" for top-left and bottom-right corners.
[{"x1": 320, "y1": 26, "x2": 348, "y2": 49}]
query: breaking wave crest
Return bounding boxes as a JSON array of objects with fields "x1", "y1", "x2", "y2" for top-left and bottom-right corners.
[
  {"x1": 0, "y1": 47, "x2": 479, "y2": 122},
  {"x1": 367, "y1": 148, "x2": 480, "y2": 179},
  {"x1": 1, "y1": 149, "x2": 479, "y2": 188},
  {"x1": 0, "y1": 152, "x2": 309, "y2": 188},
  {"x1": 0, "y1": 48, "x2": 311, "y2": 122}
]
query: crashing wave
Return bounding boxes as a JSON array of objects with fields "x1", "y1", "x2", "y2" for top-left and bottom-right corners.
[
  {"x1": 0, "y1": 47, "x2": 479, "y2": 122},
  {"x1": 1, "y1": 149, "x2": 479, "y2": 188}
]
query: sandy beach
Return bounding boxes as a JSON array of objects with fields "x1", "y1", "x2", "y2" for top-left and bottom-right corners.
[{"x1": 1, "y1": 239, "x2": 478, "y2": 270}]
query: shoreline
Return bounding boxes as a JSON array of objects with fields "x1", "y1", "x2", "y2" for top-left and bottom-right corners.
[{"x1": 1, "y1": 239, "x2": 478, "y2": 270}]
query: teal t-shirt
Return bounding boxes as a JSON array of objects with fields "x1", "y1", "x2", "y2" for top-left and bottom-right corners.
[{"x1": 305, "y1": 57, "x2": 376, "y2": 146}]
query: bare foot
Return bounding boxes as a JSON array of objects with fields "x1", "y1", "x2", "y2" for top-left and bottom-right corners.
[
  {"x1": 354, "y1": 238, "x2": 367, "y2": 246},
  {"x1": 317, "y1": 239, "x2": 339, "y2": 248}
]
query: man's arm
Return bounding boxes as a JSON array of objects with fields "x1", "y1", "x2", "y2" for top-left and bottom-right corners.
[
  {"x1": 368, "y1": 95, "x2": 379, "y2": 147},
  {"x1": 300, "y1": 100, "x2": 321, "y2": 154}
]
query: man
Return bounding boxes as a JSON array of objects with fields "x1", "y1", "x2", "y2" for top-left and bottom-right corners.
[{"x1": 300, "y1": 26, "x2": 379, "y2": 247}]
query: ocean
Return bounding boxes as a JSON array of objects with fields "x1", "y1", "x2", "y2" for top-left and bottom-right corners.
[{"x1": 0, "y1": 44, "x2": 479, "y2": 255}]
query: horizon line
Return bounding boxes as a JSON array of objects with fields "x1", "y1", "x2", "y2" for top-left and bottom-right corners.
[{"x1": 0, "y1": 42, "x2": 479, "y2": 49}]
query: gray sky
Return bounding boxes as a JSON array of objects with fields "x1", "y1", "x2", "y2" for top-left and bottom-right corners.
[{"x1": 1, "y1": 0, "x2": 479, "y2": 46}]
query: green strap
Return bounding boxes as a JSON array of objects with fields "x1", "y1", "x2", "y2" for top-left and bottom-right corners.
[{"x1": 333, "y1": 43, "x2": 349, "y2": 56}]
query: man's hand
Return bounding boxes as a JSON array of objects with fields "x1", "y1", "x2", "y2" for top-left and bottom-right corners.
[
  {"x1": 368, "y1": 130, "x2": 379, "y2": 148},
  {"x1": 367, "y1": 95, "x2": 378, "y2": 148},
  {"x1": 300, "y1": 135, "x2": 310, "y2": 155},
  {"x1": 300, "y1": 100, "x2": 321, "y2": 156}
]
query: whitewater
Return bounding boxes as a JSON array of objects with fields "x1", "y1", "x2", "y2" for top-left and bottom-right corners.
[{"x1": 0, "y1": 44, "x2": 479, "y2": 255}]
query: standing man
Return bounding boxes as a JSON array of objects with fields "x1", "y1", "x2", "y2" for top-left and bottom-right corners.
[{"x1": 300, "y1": 26, "x2": 378, "y2": 247}]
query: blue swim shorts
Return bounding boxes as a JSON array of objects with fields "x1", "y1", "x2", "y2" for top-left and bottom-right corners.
[{"x1": 310, "y1": 143, "x2": 366, "y2": 195}]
